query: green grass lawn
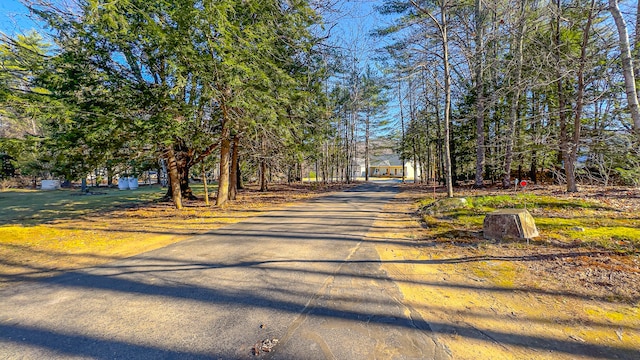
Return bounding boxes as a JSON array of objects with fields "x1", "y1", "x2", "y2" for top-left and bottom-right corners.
[
  {"x1": 0, "y1": 185, "x2": 168, "y2": 225},
  {"x1": 0, "y1": 183, "x2": 221, "y2": 226},
  {"x1": 420, "y1": 194, "x2": 640, "y2": 251}
]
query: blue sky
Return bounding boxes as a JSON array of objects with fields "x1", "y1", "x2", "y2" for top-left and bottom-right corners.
[
  {"x1": 0, "y1": 1, "x2": 386, "y2": 36},
  {"x1": 0, "y1": 1, "x2": 46, "y2": 36}
]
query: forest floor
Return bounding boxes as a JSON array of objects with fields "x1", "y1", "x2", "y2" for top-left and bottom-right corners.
[
  {"x1": 0, "y1": 182, "x2": 353, "y2": 289},
  {"x1": 369, "y1": 183, "x2": 640, "y2": 359}
]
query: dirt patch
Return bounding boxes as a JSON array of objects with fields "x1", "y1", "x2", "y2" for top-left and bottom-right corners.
[{"x1": 369, "y1": 184, "x2": 640, "y2": 360}]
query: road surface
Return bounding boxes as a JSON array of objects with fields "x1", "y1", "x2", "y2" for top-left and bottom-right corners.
[{"x1": 0, "y1": 183, "x2": 451, "y2": 359}]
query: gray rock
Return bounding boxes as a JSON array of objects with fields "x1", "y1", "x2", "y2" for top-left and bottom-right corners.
[
  {"x1": 483, "y1": 209, "x2": 539, "y2": 240},
  {"x1": 422, "y1": 197, "x2": 468, "y2": 215}
]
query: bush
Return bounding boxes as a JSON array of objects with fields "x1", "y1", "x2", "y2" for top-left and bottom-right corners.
[{"x1": 614, "y1": 167, "x2": 640, "y2": 187}]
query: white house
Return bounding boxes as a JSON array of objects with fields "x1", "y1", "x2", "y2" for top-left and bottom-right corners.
[{"x1": 350, "y1": 154, "x2": 420, "y2": 180}]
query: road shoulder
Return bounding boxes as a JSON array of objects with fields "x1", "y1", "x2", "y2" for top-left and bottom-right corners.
[{"x1": 369, "y1": 189, "x2": 640, "y2": 360}]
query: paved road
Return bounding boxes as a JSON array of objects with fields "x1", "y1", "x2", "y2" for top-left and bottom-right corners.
[{"x1": 0, "y1": 183, "x2": 451, "y2": 359}]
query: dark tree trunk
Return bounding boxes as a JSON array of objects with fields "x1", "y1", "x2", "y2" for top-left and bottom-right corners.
[
  {"x1": 530, "y1": 151, "x2": 537, "y2": 183},
  {"x1": 164, "y1": 147, "x2": 196, "y2": 200},
  {"x1": 260, "y1": 159, "x2": 268, "y2": 192},
  {"x1": 365, "y1": 113, "x2": 370, "y2": 182},
  {"x1": 216, "y1": 114, "x2": 231, "y2": 206},
  {"x1": 228, "y1": 135, "x2": 239, "y2": 201},
  {"x1": 237, "y1": 163, "x2": 243, "y2": 190},
  {"x1": 166, "y1": 146, "x2": 183, "y2": 209},
  {"x1": 321, "y1": 143, "x2": 328, "y2": 183},
  {"x1": 107, "y1": 165, "x2": 113, "y2": 187},
  {"x1": 178, "y1": 160, "x2": 196, "y2": 200},
  {"x1": 413, "y1": 146, "x2": 418, "y2": 184}
]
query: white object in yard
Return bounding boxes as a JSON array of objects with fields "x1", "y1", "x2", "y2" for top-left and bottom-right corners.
[
  {"x1": 118, "y1": 177, "x2": 129, "y2": 190},
  {"x1": 128, "y1": 177, "x2": 139, "y2": 190},
  {"x1": 41, "y1": 180, "x2": 61, "y2": 190}
]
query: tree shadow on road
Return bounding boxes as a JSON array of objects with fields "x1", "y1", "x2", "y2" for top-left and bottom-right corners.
[{"x1": 2, "y1": 246, "x2": 639, "y2": 359}]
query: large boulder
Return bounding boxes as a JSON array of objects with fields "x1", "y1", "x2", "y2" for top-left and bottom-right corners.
[{"x1": 483, "y1": 209, "x2": 539, "y2": 241}]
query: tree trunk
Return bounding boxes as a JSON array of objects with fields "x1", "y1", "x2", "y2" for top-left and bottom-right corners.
[
  {"x1": 441, "y1": 8, "x2": 454, "y2": 198},
  {"x1": 566, "y1": 0, "x2": 596, "y2": 193},
  {"x1": 399, "y1": 81, "x2": 406, "y2": 183},
  {"x1": 260, "y1": 159, "x2": 268, "y2": 192},
  {"x1": 322, "y1": 142, "x2": 328, "y2": 183},
  {"x1": 554, "y1": 0, "x2": 570, "y2": 189},
  {"x1": 409, "y1": 77, "x2": 418, "y2": 184},
  {"x1": 166, "y1": 146, "x2": 183, "y2": 209},
  {"x1": 228, "y1": 135, "x2": 239, "y2": 201},
  {"x1": 474, "y1": 0, "x2": 486, "y2": 188},
  {"x1": 427, "y1": 133, "x2": 432, "y2": 182},
  {"x1": 503, "y1": 0, "x2": 526, "y2": 188},
  {"x1": 433, "y1": 69, "x2": 445, "y2": 185},
  {"x1": 413, "y1": 138, "x2": 418, "y2": 184},
  {"x1": 107, "y1": 165, "x2": 113, "y2": 187},
  {"x1": 635, "y1": 0, "x2": 640, "y2": 82},
  {"x1": 610, "y1": 0, "x2": 640, "y2": 137},
  {"x1": 530, "y1": 151, "x2": 537, "y2": 183},
  {"x1": 177, "y1": 159, "x2": 196, "y2": 200},
  {"x1": 163, "y1": 142, "x2": 199, "y2": 200},
  {"x1": 365, "y1": 113, "x2": 370, "y2": 182},
  {"x1": 416, "y1": 139, "x2": 424, "y2": 183},
  {"x1": 237, "y1": 163, "x2": 243, "y2": 190},
  {"x1": 216, "y1": 115, "x2": 231, "y2": 206},
  {"x1": 202, "y1": 166, "x2": 210, "y2": 206}
]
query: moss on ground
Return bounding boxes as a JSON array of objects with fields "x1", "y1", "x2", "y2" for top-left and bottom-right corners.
[
  {"x1": 419, "y1": 193, "x2": 640, "y2": 250},
  {"x1": 373, "y1": 186, "x2": 640, "y2": 360}
]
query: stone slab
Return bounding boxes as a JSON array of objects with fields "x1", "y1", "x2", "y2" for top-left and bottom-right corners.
[{"x1": 483, "y1": 208, "x2": 539, "y2": 240}]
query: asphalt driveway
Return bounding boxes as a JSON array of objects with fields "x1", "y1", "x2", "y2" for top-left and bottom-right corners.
[{"x1": 0, "y1": 182, "x2": 451, "y2": 359}]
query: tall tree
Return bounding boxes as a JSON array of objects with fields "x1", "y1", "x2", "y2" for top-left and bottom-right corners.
[
  {"x1": 360, "y1": 66, "x2": 388, "y2": 182},
  {"x1": 410, "y1": 0, "x2": 454, "y2": 197},
  {"x1": 25, "y1": 0, "x2": 324, "y2": 208},
  {"x1": 502, "y1": 0, "x2": 527, "y2": 188},
  {"x1": 473, "y1": 0, "x2": 486, "y2": 187},
  {"x1": 609, "y1": 0, "x2": 640, "y2": 137}
]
